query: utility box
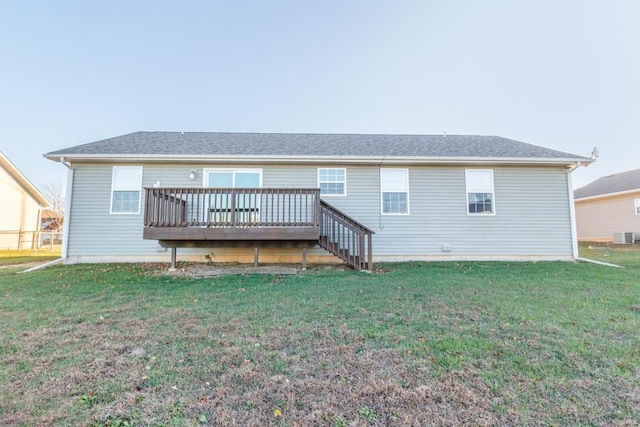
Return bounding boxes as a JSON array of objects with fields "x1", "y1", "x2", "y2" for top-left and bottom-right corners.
[{"x1": 612, "y1": 232, "x2": 634, "y2": 244}]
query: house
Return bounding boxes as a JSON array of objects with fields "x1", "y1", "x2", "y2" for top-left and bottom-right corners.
[
  {"x1": 0, "y1": 151, "x2": 51, "y2": 250},
  {"x1": 44, "y1": 132, "x2": 592, "y2": 269},
  {"x1": 574, "y1": 168, "x2": 640, "y2": 243}
]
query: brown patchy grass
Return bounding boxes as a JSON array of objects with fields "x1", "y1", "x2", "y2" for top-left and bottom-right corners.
[
  {"x1": 4, "y1": 308, "x2": 504, "y2": 426},
  {"x1": 1, "y1": 260, "x2": 639, "y2": 426}
]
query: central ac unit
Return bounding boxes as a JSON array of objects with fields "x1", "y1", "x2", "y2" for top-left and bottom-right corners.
[{"x1": 612, "y1": 232, "x2": 634, "y2": 244}]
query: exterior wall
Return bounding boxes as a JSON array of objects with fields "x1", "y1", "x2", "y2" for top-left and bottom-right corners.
[
  {"x1": 381, "y1": 166, "x2": 573, "y2": 259},
  {"x1": 0, "y1": 166, "x2": 42, "y2": 249},
  {"x1": 65, "y1": 162, "x2": 575, "y2": 263},
  {"x1": 575, "y1": 192, "x2": 640, "y2": 241}
]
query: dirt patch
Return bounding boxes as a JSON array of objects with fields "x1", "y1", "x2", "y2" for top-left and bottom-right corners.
[
  {"x1": 0, "y1": 261, "x2": 45, "y2": 270},
  {"x1": 148, "y1": 262, "x2": 351, "y2": 278},
  {"x1": 584, "y1": 241, "x2": 640, "y2": 251},
  {"x1": 169, "y1": 265, "x2": 299, "y2": 278}
]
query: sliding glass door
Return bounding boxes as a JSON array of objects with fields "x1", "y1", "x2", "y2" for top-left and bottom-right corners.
[{"x1": 205, "y1": 169, "x2": 262, "y2": 224}]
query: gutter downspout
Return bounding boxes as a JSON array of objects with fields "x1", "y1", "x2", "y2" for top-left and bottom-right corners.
[
  {"x1": 566, "y1": 162, "x2": 582, "y2": 259},
  {"x1": 18, "y1": 257, "x2": 64, "y2": 273},
  {"x1": 59, "y1": 156, "x2": 72, "y2": 170},
  {"x1": 24, "y1": 155, "x2": 72, "y2": 270},
  {"x1": 60, "y1": 157, "x2": 73, "y2": 262},
  {"x1": 378, "y1": 156, "x2": 386, "y2": 231}
]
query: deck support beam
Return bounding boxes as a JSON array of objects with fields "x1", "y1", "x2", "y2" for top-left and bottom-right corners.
[
  {"x1": 254, "y1": 246, "x2": 259, "y2": 267},
  {"x1": 170, "y1": 247, "x2": 177, "y2": 270},
  {"x1": 302, "y1": 247, "x2": 307, "y2": 270}
]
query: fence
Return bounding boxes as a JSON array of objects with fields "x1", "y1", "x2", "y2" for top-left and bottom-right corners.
[{"x1": 0, "y1": 230, "x2": 63, "y2": 251}]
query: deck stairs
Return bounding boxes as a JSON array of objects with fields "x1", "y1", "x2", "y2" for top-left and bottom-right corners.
[{"x1": 318, "y1": 200, "x2": 374, "y2": 270}]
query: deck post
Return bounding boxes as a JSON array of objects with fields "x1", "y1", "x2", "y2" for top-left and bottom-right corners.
[
  {"x1": 314, "y1": 190, "x2": 321, "y2": 227},
  {"x1": 254, "y1": 246, "x2": 259, "y2": 267},
  {"x1": 231, "y1": 189, "x2": 237, "y2": 227},
  {"x1": 302, "y1": 247, "x2": 307, "y2": 270},
  {"x1": 170, "y1": 247, "x2": 177, "y2": 270},
  {"x1": 359, "y1": 234, "x2": 365, "y2": 270},
  {"x1": 367, "y1": 233, "x2": 373, "y2": 270}
]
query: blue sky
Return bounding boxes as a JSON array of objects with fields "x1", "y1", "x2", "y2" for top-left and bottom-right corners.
[{"x1": 1, "y1": 1, "x2": 638, "y2": 194}]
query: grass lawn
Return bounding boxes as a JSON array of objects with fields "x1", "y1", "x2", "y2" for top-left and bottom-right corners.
[
  {"x1": 1, "y1": 245, "x2": 639, "y2": 426},
  {"x1": 578, "y1": 241, "x2": 640, "y2": 268},
  {"x1": 0, "y1": 247, "x2": 62, "y2": 267}
]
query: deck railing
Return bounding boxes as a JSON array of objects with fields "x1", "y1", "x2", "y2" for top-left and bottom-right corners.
[
  {"x1": 144, "y1": 188, "x2": 320, "y2": 228},
  {"x1": 319, "y1": 200, "x2": 375, "y2": 270}
]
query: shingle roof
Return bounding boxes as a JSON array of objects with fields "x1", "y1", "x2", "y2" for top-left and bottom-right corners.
[
  {"x1": 574, "y1": 168, "x2": 640, "y2": 199},
  {"x1": 45, "y1": 131, "x2": 589, "y2": 163}
]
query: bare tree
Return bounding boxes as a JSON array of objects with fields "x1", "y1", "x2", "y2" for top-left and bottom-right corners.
[{"x1": 41, "y1": 182, "x2": 65, "y2": 232}]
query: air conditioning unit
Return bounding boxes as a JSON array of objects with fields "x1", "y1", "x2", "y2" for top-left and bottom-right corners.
[{"x1": 612, "y1": 232, "x2": 634, "y2": 244}]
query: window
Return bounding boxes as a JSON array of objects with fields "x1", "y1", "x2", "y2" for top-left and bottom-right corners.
[
  {"x1": 466, "y1": 169, "x2": 494, "y2": 215},
  {"x1": 110, "y1": 166, "x2": 143, "y2": 214},
  {"x1": 635, "y1": 198, "x2": 640, "y2": 215},
  {"x1": 204, "y1": 169, "x2": 262, "y2": 221},
  {"x1": 205, "y1": 169, "x2": 262, "y2": 188},
  {"x1": 318, "y1": 168, "x2": 346, "y2": 196},
  {"x1": 381, "y1": 169, "x2": 409, "y2": 215}
]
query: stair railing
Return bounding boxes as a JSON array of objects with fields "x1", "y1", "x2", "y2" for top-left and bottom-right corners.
[{"x1": 319, "y1": 200, "x2": 374, "y2": 270}]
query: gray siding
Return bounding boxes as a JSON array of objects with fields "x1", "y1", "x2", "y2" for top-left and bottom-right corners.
[
  {"x1": 67, "y1": 164, "x2": 151, "y2": 256},
  {"x1": 66, "y1": 163, "x2": 574, "y2": 260},
  {"x1": 359, "y1": 166, "x2": 573, "y2": 257}
]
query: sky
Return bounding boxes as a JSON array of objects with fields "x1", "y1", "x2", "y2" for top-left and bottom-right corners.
[{"x1": 1, "y1": 0, "x2": 638, "y2": 197}]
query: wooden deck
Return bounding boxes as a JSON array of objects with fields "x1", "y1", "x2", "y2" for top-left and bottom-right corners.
[
  {"x1": 143, "y1": 224, "x2": 320, "y2": 243},
  {"x1": 143, "y1": 187, "x2": 374, "y2": 270}
]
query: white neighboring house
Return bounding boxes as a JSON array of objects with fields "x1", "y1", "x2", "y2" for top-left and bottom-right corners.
[
  {"x1": 574, "y1": 168, "x2": 640, "y2": 243},
  {"x1": 0, "y1": 152, "x2": 51, "y2": 250}
]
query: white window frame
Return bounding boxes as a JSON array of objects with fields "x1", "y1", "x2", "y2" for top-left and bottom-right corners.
[
  {"x1": 203, "y1": 168, "x2": 263, "y2": 224},
  {"x1": 318, "y1": 168, "x2": 347, "y2": 196},
  {"x1": 635, "y1": 198, "x2": 640, "y2": 215},
  {"x1": 380, "y1": 168, "x2": 410, "y2": 215},
  {"x1": 465, "y1": 169, "x2": 495, "y2": 216},
  {"x1": 110, "y1": 166, "x2": 143, "y2": 214},
  {"x1": 202, "y1": 168, "x2": 263, "y2": 188}
]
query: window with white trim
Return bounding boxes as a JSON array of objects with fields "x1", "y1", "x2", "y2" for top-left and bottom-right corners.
[
  {"x1": 635, "y1": 198, "x2": 640, "y2": 215},
  {"x1": 110, "y1": 166, "x2": 143, "y2": 214},
  {"x1": 466, "y1": 169, "x2": 494, "y2": 215},
  {"x1": 318, "y1": 168, "x2": 346, "y2": 196},
  {"x1": 205, "y1": 169, "x2": 262, "y2": 189},
  {"x1": 381, "y1": 168, "x2": 409, "y2": 215},
  {"x1": 204, "y1": 169, "x2": 263, "y2": 222}
]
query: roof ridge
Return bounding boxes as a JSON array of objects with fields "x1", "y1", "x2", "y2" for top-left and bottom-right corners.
[{"x1": 136, "y1": 130, "x2": 493, "y2": 137}]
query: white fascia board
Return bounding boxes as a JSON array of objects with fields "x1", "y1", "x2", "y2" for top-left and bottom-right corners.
[
  {"x1": 574, "y1": 188, "x2": 640, "y2": 202},
  {"x1": 44, "y1": 153, "x2": 592, "y2": 167},
  {"x1": 1, "y1": 152, "x2": 51, "y2": 206}
]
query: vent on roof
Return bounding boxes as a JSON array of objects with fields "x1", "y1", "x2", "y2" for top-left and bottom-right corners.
[{"x1": 612, "y1": 232, "x2": 634, "y2": 244}]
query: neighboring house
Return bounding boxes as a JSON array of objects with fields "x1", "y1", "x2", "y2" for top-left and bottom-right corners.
[
  {"x1": 45, "y1": 132, "x2": 592, "y2": 268},
  {"x1": 0, "y1": 151, "x2": 51, "y2": 250},
  {"x1": 574, "y1": 168, "x2": 640, "y2": 242}
]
